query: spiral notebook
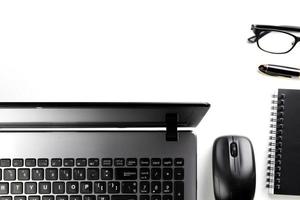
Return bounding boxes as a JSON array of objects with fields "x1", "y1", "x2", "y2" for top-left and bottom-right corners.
[{"x1": 267, "y1": 89, "x2": 300, "y2": 195}]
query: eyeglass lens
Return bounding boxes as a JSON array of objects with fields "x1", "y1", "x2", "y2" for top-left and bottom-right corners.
[{"x1": 257, "y1": 31, "x2": 296, "y2": 53}]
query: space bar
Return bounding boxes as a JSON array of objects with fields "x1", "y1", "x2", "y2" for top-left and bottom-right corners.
[{"x1": 111, "y1": 195, "x2": 137, "y2": 200}]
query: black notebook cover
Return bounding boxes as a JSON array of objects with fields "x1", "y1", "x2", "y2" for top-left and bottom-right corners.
[{"x1": 267, "y1": 89, "x2": 300, "y2": 195}]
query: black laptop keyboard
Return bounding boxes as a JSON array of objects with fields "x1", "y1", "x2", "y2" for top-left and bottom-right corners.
[{"x1": 0, "y1": 158, "x2": 184, "y2": 200}]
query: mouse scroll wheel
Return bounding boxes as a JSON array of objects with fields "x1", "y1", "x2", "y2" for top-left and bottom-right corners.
[{"x1": 230, "y1": 142, "x2": 238, "y2": 157}]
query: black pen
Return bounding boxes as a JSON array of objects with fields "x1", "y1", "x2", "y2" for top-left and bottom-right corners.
[{"x1": 258, "y1": 64, "x2": 300, "y2": 78}]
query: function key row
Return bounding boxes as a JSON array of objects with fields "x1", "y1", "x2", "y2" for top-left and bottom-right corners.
[{"x1": 0, "y1": 158, "x2": 184, "y2": 168}]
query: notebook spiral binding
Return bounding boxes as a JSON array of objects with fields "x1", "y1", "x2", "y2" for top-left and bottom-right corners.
[{"x1": 266, "y1": 93, "x2": 285, "y2": 194}]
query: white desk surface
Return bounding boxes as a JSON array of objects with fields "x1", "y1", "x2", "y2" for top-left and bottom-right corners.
[{"x1": 1, "y1": 0, "x2": 300, "y2": 199}]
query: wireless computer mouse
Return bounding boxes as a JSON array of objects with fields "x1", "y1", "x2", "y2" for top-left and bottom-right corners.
[{"x1": 213, "y1": 136, "x2": 256, "y2": 200}]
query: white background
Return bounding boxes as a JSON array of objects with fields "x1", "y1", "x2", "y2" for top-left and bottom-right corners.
[{"x1": 1, "y1": 1, "x2": 300, "y2": 199}]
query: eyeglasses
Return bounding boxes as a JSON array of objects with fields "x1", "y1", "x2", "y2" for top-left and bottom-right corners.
[{"x1": 248, "y1": 24, "x2": 300, "y2": 54}]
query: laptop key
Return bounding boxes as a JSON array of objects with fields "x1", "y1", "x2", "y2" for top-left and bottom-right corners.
[
  {"x1": 121, "y1": 182, "x2": 137, "y2": 193},
  {"x1": 87, "y1": 168, "x2": 99, "y2": 180},
  {"x1": 25, "y1": 182, "x2": 37, "y2": 194},
  {"x1": 0, "y1": 182, "x2": 9, "y2": 194},
  {"x1": 162, "y1": 158, "x2": 172, "y2": 166},
  {"x1": 151, "y1": 158, "x2": 161, "y2": 166},
  {"x1": 46, "y1": 168, "x2": 58, "y2": 180},
  {"x1": 162, "y1": 168, "x2": 172, "y2": 180},
  {"x1": 13, "y1": 159, "x2": 24, "y2": 167},
  {"x1": 38, "y1": 159, "x2": 49, "y2": 167},
  {"x1": 39, "y1": 182, "x2": 51, "y2": 194},
  {"x1": 174, "y1": 168, "x2": 184, "y2": 180},
  {"x1": 76, "y1": 158, "x2": 87, "y2": 167},
  {"x1": 60, "y1": 168, "x2": 72, "y2": 180},
  {"x1": 51, "y1": 159, "x2": 62, "y2": 167},
  {"x1": 18, "y1": 168, "x2": 30, "y2": 180},
  {"x1": 162, "y1": 196, "x2": 172, "y2": 200},
  {"x1": 108, "y1": 182, "x2": 120, "y2": 193},
  {"x1": 102, "y1": 158, "x2": 112, "y2": 167},
  {"x1": 42, "y1": 196, "x2": 54, "y2": 200},
  {"x1": 74, "y1": 168, "x2": 86, "y2": 180},
  {"x1": 32, "y1": 168, "x2": 44, "y2": 180},
  {"x1": 80, "y1": 182, "x2": 92, "y2": 194},
  {"x1": 140, "y1": 195, "x2": 150, "y2": 200},
  {"x1": 53, "y1": 182, "x2": 65, "y2": 194},
  {"x1": 174, "y1": 181, "x2": 184, "y2": 200},
  {"x1": 174, "y1": 158, "x2": 184, "y2": 166},
  {"x1": 0, "y1": 159, "x2": 11, "y2": 167},
  {"x1": 14, "y1": 196, "x2": 26, "y2": 200},
  {"x1": 114, "y1": 158, "x2": 125, "y2": 167},
  {"x1": 28, "y1": 196, "x2": 40, "y2": 200},
  {"x1": 151, "y1": 182, "x2": 161, "y2": 193},
  {"x1": 151, "y1": 196, "x2": 161, "y2": 200},
  {"x1": 0, "y1": 197, "x2": 12, "y2": 200},
  {"x1": 140, "y1": 168, "x2": 150, "y2": 180},
  {"x1": 4, "y1": 169, "x2": 16, "y2": 180},
  {"x1": 97, "y1": 196, "x2": 109, "y2": 200},
  {"x1": 25, "y1": 159, "x2": 36, "y2": 167},
  {"x1": 56, "y1": 196, "x2": 68, "y2": 200},
  {"x1": 140, "y1": 181, "x2": 150, "y2": 193},
  {"x1": 88, "y1": 158, "x2": 99, "y2": 167},
  {"x1": 66, "y1": 182, "x2": 79, "y2": 194},
  {"x1": 94, "y1": 182, "x2": 106, "y2": 193},
  {"x1": 101, "y1": 168, "x2": 113, "y2": 180},
  {"x1": 162, "y1": 182, "x2": 172, "y2": 193},
  {"x1": 70, "y1": 196, "x2": 82, "y2": 200},
  {"x1": 11, "y1": 182, "x2": 23, "y2": 194},
  {"x1": 140, "y1": 158, "x2": 150, "y2": 166},
  {"x1": 151, "y1": 168, "x2": 161, "y2": 180},
  {"x1": 111, "y1": 195, "x2": 137, "y2": 200},
  {"x1": 115, "y1": 168, "x2": 137, "y2": 180},
  {"x1": 64, "y1": 158, "x2": 74, "y2": 167},
  {"x1": 126, "y1": 158, "x2": 137, "y2": 166},
  {"x1": 84, "y1": 195, "x2": 96, "y2": 200}
]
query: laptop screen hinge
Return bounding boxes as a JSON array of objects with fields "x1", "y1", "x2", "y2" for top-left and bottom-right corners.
[{"x1": 165, "y1": 113, "x2": 178, "y2": 142}]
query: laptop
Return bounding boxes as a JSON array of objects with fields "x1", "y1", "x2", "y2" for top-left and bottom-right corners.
[{"x1": 0, "y1": 102, "x2": 210, "y2": 200}]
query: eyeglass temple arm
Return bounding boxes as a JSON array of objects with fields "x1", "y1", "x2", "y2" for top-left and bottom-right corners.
[
  {"x1": 248, "y1": 35, "x2": 257, "y2": 43},
  {"x1": 277, "y1": 25, "x2": 300, "y2": 32},
  {"x1": 254, "y1": 25, "x2": 300, "y2": 32},
  {"x1": 248, "y1": 31, "x2": 270, "y2": 43}
]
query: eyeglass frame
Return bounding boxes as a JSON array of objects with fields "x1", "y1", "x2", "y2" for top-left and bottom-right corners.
[{"x1": 248, "y1": 24, "x2": 300, "y2": 54}]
